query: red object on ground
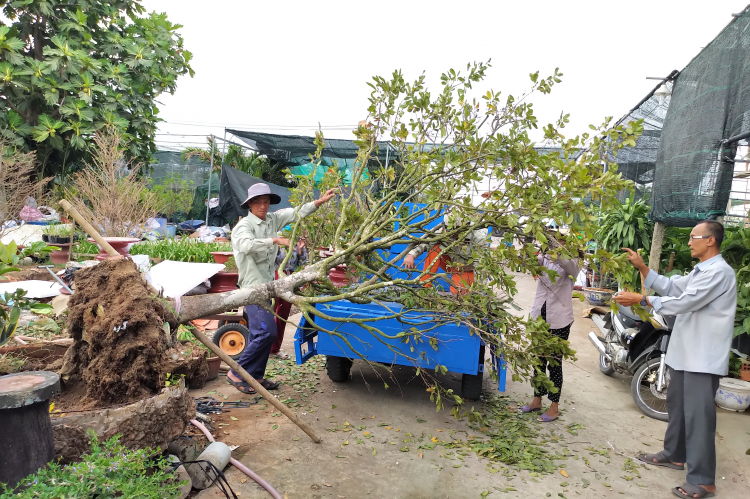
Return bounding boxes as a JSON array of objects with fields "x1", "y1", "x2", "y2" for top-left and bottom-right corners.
[
  {"x1": 420, "y1": 245, "x2": 474, "y2": 295},
  {"x1": 208, "y1": 272, "x2": 239, "y2": 293},
  {"x1": 87, "y1": 237, "x2": 139, "y2": 261}
]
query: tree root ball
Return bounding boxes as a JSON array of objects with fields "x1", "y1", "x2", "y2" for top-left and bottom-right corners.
[{"x1": 59, "y1": 258, "x2": 207, "y2": 406}]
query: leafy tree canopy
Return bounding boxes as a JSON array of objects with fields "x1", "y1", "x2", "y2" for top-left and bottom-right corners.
[
  {"x1": 0, "y1": 0, "x2": 193, "y2": 178},
  {"x1": 177, "y1": 61, "x2": 643, "y2": 404}
]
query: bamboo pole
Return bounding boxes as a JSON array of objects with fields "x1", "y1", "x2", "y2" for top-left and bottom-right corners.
[
  {"x1": 58, "y1": 200, "x2": 119, "y2": 257},
  {"x1": 187, "y1": 326, "x2": 322, "y2": 443}
]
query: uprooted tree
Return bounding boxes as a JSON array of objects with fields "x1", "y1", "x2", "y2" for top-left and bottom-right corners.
[
  {"x1": 61, "y1": 61, "x2": 640, "y2": 409},
  {"x1": 173, "y1": 61, "x2": 640, "y2": 405}
]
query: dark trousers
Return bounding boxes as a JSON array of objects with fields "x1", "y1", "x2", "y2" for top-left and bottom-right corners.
[
  {"x1": 232, "y1": 304, "x2": 277, "y2": 380},
  {"x1": 662, "y1": 368, "x2": 721, "y2": 486},
  {"x1": 533, "y1": 302, "x2": 571, "y2": 403},
  {"x1": 272, "y1": 298, "x2": 293, "y2": 354}
]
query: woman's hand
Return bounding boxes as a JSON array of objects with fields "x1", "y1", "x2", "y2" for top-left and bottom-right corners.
[{"x1": 403, "y1": 255, "x2": 416, "y2": 269}]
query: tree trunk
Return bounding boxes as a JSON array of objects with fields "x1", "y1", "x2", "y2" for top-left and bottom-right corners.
[{"x1": 645, "y1": 222, "x2": 666, "y2": 291}]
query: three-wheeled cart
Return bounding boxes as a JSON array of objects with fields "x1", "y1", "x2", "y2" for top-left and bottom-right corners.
[{"x1": 293, "y1": 299, "x2": 506, "y2": 399}]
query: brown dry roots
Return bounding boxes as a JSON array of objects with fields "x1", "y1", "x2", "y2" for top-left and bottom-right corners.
[{"x1": 59, "y1": 258, "x2": 202, "y2": 406}]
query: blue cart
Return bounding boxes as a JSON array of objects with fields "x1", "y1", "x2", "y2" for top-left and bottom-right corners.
[
  {"x1": 291, "y1": 202, "x2": 506, "y2": 399},
  {"x1": 293, "y1": 299, "x2": 506, "y2": 399}
]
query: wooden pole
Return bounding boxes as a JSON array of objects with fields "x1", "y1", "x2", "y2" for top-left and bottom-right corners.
[
  {"x1": 58, "y1": 200, "x2": 119, "y2": 257},
  {"x1": 187, "y1": 326, "x2": 322, "y2": 443}
]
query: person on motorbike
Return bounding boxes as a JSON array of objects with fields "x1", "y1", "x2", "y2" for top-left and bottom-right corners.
[
  {"x1": 614, "y1": 220, "x2": 737, "y2": 499},
  {"x1": 519, "y1": 234, "x2": 581, "y2": 422}
]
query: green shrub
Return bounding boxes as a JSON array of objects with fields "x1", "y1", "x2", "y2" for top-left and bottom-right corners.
[{"x1": 0, "y1": 431, "x2": 185, "y2": 498}]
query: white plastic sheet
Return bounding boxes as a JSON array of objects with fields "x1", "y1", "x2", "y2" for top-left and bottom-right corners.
[
  {"x1": 0, "y1": 280, "x2": 62, "y2": 298},
  {"x1": 145, "y1": 260, "x2": 225, "y2": 298}
]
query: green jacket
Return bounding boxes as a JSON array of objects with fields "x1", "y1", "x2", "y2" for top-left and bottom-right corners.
[{"x1": 232, "y1": 202, "x2": 317, "y2": 288}]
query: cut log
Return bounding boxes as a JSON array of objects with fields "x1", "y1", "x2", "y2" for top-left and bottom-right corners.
[
  {"x1": 52, "y1": 381, "x2": 195, "y2": 463},
  {"x1": 0, "y1": 371, "x2": 60, "y2": 489}
]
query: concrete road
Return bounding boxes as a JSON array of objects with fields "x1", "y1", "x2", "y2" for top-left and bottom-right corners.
[{"x1": 193, "y1": 272, "x2": 750, "y2": 499}]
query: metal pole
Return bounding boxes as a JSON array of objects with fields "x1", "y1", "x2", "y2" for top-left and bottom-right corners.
[
  {"x1": 220, "y1": 129, "x2": 228, "y2": 164},
  {"x1": 205, "y1": 135, "x2": 215, "y2": 223}
]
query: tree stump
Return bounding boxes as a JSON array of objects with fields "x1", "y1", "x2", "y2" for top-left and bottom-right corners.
[{"x1": 0, "y1": 371, "x2": 60, "y2": 489}]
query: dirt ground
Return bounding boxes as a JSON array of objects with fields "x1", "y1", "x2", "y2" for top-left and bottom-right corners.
[{"x1": 189, "y1": 272, "x2": 750, "y2": 499}]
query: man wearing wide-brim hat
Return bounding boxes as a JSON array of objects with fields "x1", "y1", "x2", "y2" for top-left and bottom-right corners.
[{"x1": 226, "y1": 183, "x2": 338, "y2": 394}]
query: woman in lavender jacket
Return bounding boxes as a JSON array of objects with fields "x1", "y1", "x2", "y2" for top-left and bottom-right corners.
[{"x1": 519, "y1": 250, "x2": 580, "y2": 422}]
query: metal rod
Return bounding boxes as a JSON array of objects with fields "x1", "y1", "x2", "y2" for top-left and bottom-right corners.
[
  {"x1": 220, "y1": 129, "x2": 228, "y2": 166},
  {"x1": 38, "y1": 266, "x2": 73, "y2": 295},
  {"x1": 205, "y1": 135, "x2": 215, "y2": 223},
  {"x1": 722, "y1": 129, "x2": 750, "y2": 145},
  {"x1": 616, "y1": 70, "x2": 679, "y2": 126}
]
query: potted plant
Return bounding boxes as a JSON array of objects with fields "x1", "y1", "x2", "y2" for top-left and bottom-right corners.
[
  {"x1": 41, "y1": 224, "x2": 53, "y2": 243},
  {"x1": 55, "y1": 224, "x2": 72, "y2": 244},
  {"x1": 209, "y1": 256, "x2": 239, "y2": 293}
]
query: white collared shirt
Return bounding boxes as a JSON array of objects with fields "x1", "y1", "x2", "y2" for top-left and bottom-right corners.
[{"x1": 646, "y1": 254, "x2": 737, "y2": 375}]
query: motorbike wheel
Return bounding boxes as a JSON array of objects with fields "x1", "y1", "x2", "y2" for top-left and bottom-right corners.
[
  {"x1": 599, "y1": 354, "x2": 615, "y2": 376},
  {"x1": 631, "y1": 358, "x2": 669, "y2": 422}
]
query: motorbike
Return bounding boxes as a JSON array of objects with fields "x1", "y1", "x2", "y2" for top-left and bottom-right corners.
[{"x1": 587, "y1": 305, "x2": 675, "y2": 421}]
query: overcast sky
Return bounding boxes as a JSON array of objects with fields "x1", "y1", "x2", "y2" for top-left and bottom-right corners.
[{"x1": 142, "y1": 0, "x2": 746, "y2": 151}]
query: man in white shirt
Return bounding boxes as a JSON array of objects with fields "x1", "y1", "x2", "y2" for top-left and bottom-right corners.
[{"x1": 614, "y1": 220, "x2": 737, "y2": 499}]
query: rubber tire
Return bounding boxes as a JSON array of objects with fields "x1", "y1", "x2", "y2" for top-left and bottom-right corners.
[
  {"x1": 212, "y1": 323, "x2": 250, "y2": 360},
  {"x1": 599, "y1": 354, "x2": 615, "y2": 376},
  {"x1": 461, "y1": 344, "x2": 486, "y2": 401},
  {"x1": 461, "y1": 373, "x2": 483, "y2": 401},
  {"x1": 326, "y1": 356, "x2": 353, "y2": 382},
  {"x1": 631, "y1": 357, "x2": 669, "y2": 422}
]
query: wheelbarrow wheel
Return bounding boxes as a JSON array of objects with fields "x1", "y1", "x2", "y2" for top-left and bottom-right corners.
[
  {"x1": 326, "y1": 356, "x2": 353, "y2": 382},
  {"x1": 212, "y1": 323, "x2": 249, "y2": 360}
]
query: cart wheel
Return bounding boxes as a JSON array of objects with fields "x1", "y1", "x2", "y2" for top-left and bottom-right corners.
[
  {"x1": 326, "y1": 356, "x2": 353, "y2": 382},
  {"x1": 217, "y1": 318, "x2": 247, "y2": 328},
  {"x1": 461, "y1": 373, "x2": 483, "y2": 401},
  {"x1": 212, "y1": 323, "x2": 249, "y2": 360},
  {"x1": 461, "y1": 344, "x2": 485, "y2": 401}
]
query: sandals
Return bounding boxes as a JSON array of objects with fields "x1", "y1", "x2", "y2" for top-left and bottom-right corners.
[
  {"x1": 672, "y1": 482, "x2": 715, "y2": 498},
  {"x1": 537, "y1": 413, "x2": 558, "y2": 422},
  {"x1": 518, "y1": 405, "x2": 542, "y2": 414},
  {"x1": 226, "y1": 377, "x2": 256, "y2": 395},
  {"x1": 638, "y1": 452, "x2": 685, "y2": 470},
  {"x1": 270, "y1": 350, "x2": 290, "y2": 360},
  {"x1": 260, "y1": 379, "x2": 280, "y2": 390}
]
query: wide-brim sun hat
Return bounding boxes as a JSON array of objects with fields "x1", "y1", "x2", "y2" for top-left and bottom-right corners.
[{"x1": 241, "y1": 183, "x2": 281, "y2": 208}]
